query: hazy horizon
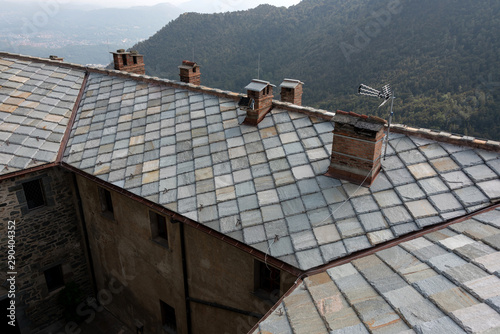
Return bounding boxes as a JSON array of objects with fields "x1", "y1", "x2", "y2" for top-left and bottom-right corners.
[{"x1": 3, "y1": 0, "x2": 302, "y2": 10}]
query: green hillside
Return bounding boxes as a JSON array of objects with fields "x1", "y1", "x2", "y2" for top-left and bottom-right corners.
[{"x1": 133, "y1": 0, "x2": 500, "y2": 140}]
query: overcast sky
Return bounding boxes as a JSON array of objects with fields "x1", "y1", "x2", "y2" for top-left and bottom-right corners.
[{"x1": 13, "y1": 0, "x2": 301, "y2": 9}]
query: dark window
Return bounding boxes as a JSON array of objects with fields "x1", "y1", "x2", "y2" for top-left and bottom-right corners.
[
  {"x1": 22, "y1": 179, "x2": 46, "y2": 209},
  {"x1": 133, "y1": 56, "x2": 138, "y2": 64},
  {"x1": 122, "y1": 54, "x2": 128, "y2": 66},
  {"x1": 44, "y1": 264, "x2": 64, "y2": 292},
  {"x1": 254, "y1": 260, "x2": 280, "y2": 301},
  {"x1": 160, "y1": 300, "x2": 177, "y2": 334},
  {"x1": 150, "y1": 211, "x2": 168, "y2": 247},
  {"x1": 193, "y1": 67, "x2": 197, "y2": 73},
  {"x1": 99, "y1": 187, "x2": 114, "y2": 219}
]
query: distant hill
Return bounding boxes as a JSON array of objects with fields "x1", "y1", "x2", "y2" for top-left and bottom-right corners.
[{"x1": 133, "y1": 0, "x2": 500, "y2": 140}]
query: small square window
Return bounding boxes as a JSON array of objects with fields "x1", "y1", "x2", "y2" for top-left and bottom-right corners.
[
  {"x1": 254, "y1": 260, "x2": 280, "y2": 302},
  {"x1": 150, "y1": 211, "x2": 168, "y2": 247},
  {"x1": 22, "y1": 179, "x2": 46, "y2": 210},
  {"x1": 160, "y1": 300, "x2": 177, "y2": 334},
  {"x1": 44, "y1": 264, "x2": 64, "y2": 292},
  {"x1": 99, "y1": 187, "x2": 114, "y2": 219}
]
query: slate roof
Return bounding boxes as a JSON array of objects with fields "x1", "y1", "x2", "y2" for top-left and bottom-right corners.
[
  {"x1": 252, "y1": 206, "x2": 500, "y2": 334},
  {"x1": 2, "y1": 53, "x2": 500, "y2": 274},
  {"x1": 2, "y1": 51, "x2": 500, "y2": 333},
  {"x1": 63, "y1": 71, "x2": 500, "y2": 271},
  {"x1": 0, "y1": 57, "x2": 85, "y2": 175}
]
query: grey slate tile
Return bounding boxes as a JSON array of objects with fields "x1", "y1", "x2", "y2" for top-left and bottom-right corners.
[
  {"x1": 291, "y1": 230, "x2": 317, "y2": 251},
  {"x1": 359, "y1": 211, "x2": 388, "y2": 232},
  {"x1": 452, "y1": 150, "x2": 484, "y2": 167},
  {"x1": 414, "y1": 316, "x2": 467, "y2": 334},
  {"x1": 286, "y1": 214, "x2": 310, "y2": 233},
  {"x1": 320, "y1": 241, "x2": 347, "y2": 262},
  {"x1": 296, "y1": 248, "x2": 323, "y2": 270},
  {"x1": 464, "y1": 164, "x2": 497, "y2": 182},
  {"x1": 386, "y1": 168, "x2": 415, "y2": 186},
  {"x1": 429, "y1": 193, "x2": 463, "y2": 213},
  {"x1": 477, "y1": 179, "x2": 500, "y2": 200},
  {"x1": 453, "y1": 186, "x2": 489, "y2": 207},
  {"x1": 383, "y1": 205, "x2": 413, "y2": 225},
  {"x1": 399, "y1": 149, "x2": 427, "y2": 165},
  {"x1": 351, "y1": 195, "x2": 379, "y2": 213},
  {"x1": 336, "y1": 218, "x2": 365, "y2": 238},
  {"x1": 344, "y1": 235, "x2": 371, "y2": 254}
]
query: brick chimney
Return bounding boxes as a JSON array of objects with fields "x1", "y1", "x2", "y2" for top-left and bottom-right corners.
[
  {"x1": 240, "y1": 79, "x2": 275, "y2": 126},
  {"x1": 326, "y1": 110, "x2": 387, "y2": 187},
  {"x1": 280, "y1": 79, "x2": 303, "y2": 105},
  {"x1": 179, "y1": 60, "x2": 201, "y2": 85},
  {"x1": 49, "y1": 55, "x2": 63, "y2": 61},
  {"x1": 111, "y1": 49, "x2": 145, "y2": 75}
]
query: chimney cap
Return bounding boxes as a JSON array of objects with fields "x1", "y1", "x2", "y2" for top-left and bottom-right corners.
[
  {"x1": 334, "y1": 110, "x2": 387, "y2": 132},
  {"x1": 245, "y1": 79, "x2": 276, "y2": 92},
  {"x1": 178, "y1": 60, "x2": 199, "y2": 69},
  {"x1": 280, "y1": 78, "x2": 304, "y2": 88}
]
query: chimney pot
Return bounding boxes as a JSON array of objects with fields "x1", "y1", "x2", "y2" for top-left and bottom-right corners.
[
  {"x1": 179, "y1": 60, "x2": 201, "y2": 85},
  {"x1": 110, "y1": 50, "x2": 145, "y2": 75},
  {"x1": 280, "y1": 79, "x2": 304, "y2": 106},
  {"x1": 326, "y1": 110, "x2": 387, "y2": 186},
  {"x1": 240, "y1": 79, "x2": 276, "y2": 126}
]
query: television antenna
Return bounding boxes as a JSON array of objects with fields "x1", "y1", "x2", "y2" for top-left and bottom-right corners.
[{"x1": 358, "y1": 83, "x2": 395, "y2": 160}]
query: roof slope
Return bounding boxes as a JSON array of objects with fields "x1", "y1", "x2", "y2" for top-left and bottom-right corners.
[
  {"x1": 0, "y1": 56, "x2": 85, "y2": 175},
  {"x1": 253, "y1": 206, "x2": 500, "y2": 334},
  {"x1": 2, "y1": 53, "x2": 500, "y2": 273},
  {"x1": 63, "y1": 71, "x2": 500, "y2": 271}
]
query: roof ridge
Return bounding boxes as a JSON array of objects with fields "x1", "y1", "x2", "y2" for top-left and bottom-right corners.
[
  {"x1": 1, "y1": 52, "x2": 338, "y2": 122},
  {"x1": 390, "y1": 123, "x2": 500, "y2": 152}
]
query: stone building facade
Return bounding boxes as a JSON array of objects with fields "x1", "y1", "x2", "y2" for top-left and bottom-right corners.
[
  {"x1": 74, "y1": 174, "x2": 297, "y2": 334},
  {"x1": 0, "y1": 168, "x2": 92, "y2": 333}
]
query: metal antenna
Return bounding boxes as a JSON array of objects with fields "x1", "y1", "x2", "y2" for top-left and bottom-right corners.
[
  {"x1": 257, "y1": 53, "x2": 260, "y2": 80},
  {"x1": 358, "y1": 83, "x2": 395, "y2": 160}
]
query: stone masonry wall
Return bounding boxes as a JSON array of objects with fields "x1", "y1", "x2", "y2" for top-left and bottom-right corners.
[{"x1": 0, "y1": 167, "x2": 91, "y2": 333}]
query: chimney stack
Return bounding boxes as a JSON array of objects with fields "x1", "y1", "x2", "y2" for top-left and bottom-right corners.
[
  {"x1": 280, "y1": 79, "x2": 303, "y2": 105},
  {"x1": 326, "y1": 110, "x2": 387, "y2": 187},
  {"x1": 49, "y1": 55, "x2": 63, "y2": 61},
  {"x1": 178, "y1": 60, "x2": 201, "y2": 85},
  {"x1": 111, "y1": 49, "x2": 145, "y2": 75},
  {"x1": 240, "y1": 79, "x2": 275, "y2": 126}
]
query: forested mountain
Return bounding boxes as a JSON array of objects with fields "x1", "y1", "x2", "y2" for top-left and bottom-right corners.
[{"x1": 133, "y1": 0, "x2": 500, "y2": 140}]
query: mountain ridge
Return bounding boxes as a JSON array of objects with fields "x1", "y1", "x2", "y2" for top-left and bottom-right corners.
[{"x1": 133, "y1": 0, "x2": 500, "y2": 140}]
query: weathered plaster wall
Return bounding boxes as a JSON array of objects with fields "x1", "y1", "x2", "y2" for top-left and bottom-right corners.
[
  {"x1": 185, "y1": 225, "x2": 297, "y2": 334},
  {"x1": 76, "y1": 174, "x2": 298, "y2": 334},
  {"x1": 0, "y1": 167, "x2": 91, "y2": 333},
  {"x1": 75, "y1": 174, "x2": 188, "y2": 334}
]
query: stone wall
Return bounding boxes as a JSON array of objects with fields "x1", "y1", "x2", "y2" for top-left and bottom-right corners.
[
  {"x1": 75, "y1": 174, "x2": 298, "y2": 334},
  {"x1": 0, "y1": 167, "x2": 92, "y2": 333}
]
